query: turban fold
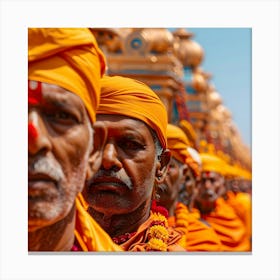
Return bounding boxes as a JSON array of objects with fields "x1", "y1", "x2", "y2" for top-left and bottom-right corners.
[
  {"x1": 98, "y1": 75, "x2": 168, "y2": 149},
  {"x1": 167, "y1": 124, "x2": 200, "y2": 177},
  {"x1": 224, "y1": 164, "x2": 252, "y2": 180},
  {"x1": 200, "y1": 153, "x2": 227, "y2": 176},
  {"x1": 179, "y1": 120, "x2": 197, "y2": 148},
  {"x1": 28, "y1": 28, "x2": 106, "y2": 123}
]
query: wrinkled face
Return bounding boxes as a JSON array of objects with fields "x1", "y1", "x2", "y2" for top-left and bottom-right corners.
[
  {"x1": 178, "y1": 168, "x2": 197, "y2": 207},
  {"x1": 28, "y1": 81, "x2": 93, "y2": 232},
  {"x1": 195, "y1": 171, "x2": 225, "y2": 214},
  {"x1": 158, "y1": 157, "x2": 184, "y2": 209},
  {"x1": 83, "y1": 115, "x2": 159, "y2": 216}
]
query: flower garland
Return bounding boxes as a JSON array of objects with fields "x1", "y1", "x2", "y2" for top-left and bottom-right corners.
[
  {"x1": 110, "y1": 200, "x2": 171, "y2": 251},
  {"x1": 146, "y1": 200, "x2": 170, "y2": 251}
]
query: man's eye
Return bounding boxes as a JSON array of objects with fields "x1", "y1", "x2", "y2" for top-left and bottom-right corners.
[
  {"x1": 120, "y1": 140, "x2": 145, "y2": 151},
  {"x1": 45, "y1": 111, "x2": 78, "y2": 124}
]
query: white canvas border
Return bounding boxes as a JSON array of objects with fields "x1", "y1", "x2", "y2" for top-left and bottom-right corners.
[{"x1": 0, "y1": 1, "x2": 279, "y2": 279}]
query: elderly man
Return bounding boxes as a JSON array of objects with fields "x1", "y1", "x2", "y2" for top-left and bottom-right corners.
[
  {"x1": 82, "y1": 75, "x2": 185, "y2": 251},
  {"x1": 157, "y1": 124, "x2": 222, "y2": 251},
  {"x1": 194, "y1": 152, "x2": 251, "y2": 251},
  {"x1": 28, "y1": 28, "x2": 121, "y2": 251}
]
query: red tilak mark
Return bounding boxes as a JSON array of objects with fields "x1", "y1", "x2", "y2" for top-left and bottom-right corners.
[
  {"x1": 205, "y1": 171, "x2": 211, "y2": 177},
  {"x1": 28, "y1": 123, "x2": 38, "y2": 144},
  {"x1": 28, "y1": 80, "x2": 42, "y2": 105}
]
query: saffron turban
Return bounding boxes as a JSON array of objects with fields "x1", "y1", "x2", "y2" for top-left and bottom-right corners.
[
  {"x1": 167, "y1": 124, "x2": 200, "y2": 177},
  {"x1": 28, "y1": 28, "x2": 106, "y2": 123},
  {"x1": 98, "y1": 75, "x2": 168, "y2": 149},
  {"x1": 200, "y1": 153, "x2": 227, "y2": 176},
  {"x1": 179, "y1": 120, "x2": 197, "y2": 148}
]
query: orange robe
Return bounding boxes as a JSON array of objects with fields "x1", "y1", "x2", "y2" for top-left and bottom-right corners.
[
  {"x1": 168, "y1": 202, "x2": 222, "y2": 251},
  {"x1": 226, "y1": 191, "x2": 252, "y2": 247},
  {"x1": 119, "y1": 212, "x2": 185, "y2": 252},
  {"x1": 199, "y1": 197, "x2": 250, "y2": 252},
  {"x1": 74, "y1": 193, "x2": 123, "y2": 251}
]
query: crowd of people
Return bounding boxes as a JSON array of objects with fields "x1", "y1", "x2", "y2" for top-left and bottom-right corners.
[{"x1": 28, "y1": 28, "x2": 252, "y2": 252}]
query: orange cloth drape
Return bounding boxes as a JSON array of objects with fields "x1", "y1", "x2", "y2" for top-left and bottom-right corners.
[
  {"x1": 199, "y1": 197, "x2": 251, "y2": 251},
  {"x1": 168, "y1": 203, "x2": 222, "y2": 251},
  {"x1": 98, "y1": 75, "x2": 168, "y2": 149},
  {"x1": 28, "y1": 28, "x2": 106, "y2": 123},
  {"x1": 119, "y1": 212, "x2": 185, "y2": 252},
  {"x1": 167, "y1": 124, "x2": 200, "y2": 177},
  {"x1": 226, "y1": 191, "x2": 252, "y2": 246},
  {"x1": 74, "y1": 193, "x2": 123, "y2": 251},
  {"x1": 200, "y1": 153, "x2": 227, "y2": 176}
]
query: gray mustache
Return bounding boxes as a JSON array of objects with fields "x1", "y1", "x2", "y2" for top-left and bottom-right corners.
[
  {"x1": 30, "y1": 157, "x2": 64, "y2": 182},
  {"x1": 91, "y1": 169, "x2": 133, "y2": 190}
]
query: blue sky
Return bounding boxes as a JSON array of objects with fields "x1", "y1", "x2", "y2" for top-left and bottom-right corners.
[{"x1": 177, "y1": 28, "x2": 252, "y2": 148}]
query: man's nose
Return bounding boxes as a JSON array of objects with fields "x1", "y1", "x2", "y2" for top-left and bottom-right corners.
[
  {"x1": 28, "y1": 110, "x2": 52, "y2": 155},
  {"x1": 102, "y1": 142, "x2": 122, "y2": 171},
  {"x1": 204, "y1": 179, "x2": 213, "y2": 189}
]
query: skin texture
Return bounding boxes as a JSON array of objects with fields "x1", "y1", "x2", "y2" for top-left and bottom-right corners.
[
  {"x1": 178, "y1": 168, "x2": 198, "y2": 211},
  {"x1": 28, "y1": 82, "x2": 106, "y2": 251},
  {"x1": 157, "y1": 157, "x2": 187, "y2": 216},
  {"x1": 194, "y1": 171, "x2": 225, "y2": 215},
  {"x1": 83, "y1": 114, "x2": 170, "y2": 237}
]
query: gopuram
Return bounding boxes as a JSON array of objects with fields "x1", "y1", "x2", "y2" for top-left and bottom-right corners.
[{"x1": 90, "y1": 27, "x2": 252, "y2": 179}]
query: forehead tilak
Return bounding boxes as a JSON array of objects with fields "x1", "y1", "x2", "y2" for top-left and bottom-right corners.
[{"x1": 28, "y1": 80, "x2": 42, "y2": 105}]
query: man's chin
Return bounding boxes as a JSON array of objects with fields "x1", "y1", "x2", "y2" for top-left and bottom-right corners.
[
  {"x1": 28, "y1": 213, "x2": 61, "y2": 232},
  {"x1": 28, "y1": 220, "x2": 49, "y2": 232}
]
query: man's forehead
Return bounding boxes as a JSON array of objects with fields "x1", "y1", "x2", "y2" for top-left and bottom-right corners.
[
  {"x1": 202, "y1": 171, "x2": 219, "y2": 178},
  {"x1": 28, "y1": 80, "x2": 84, "y2": 108},
  {"x1": 97, "y1": 115, "x2": 151, "y2": 134}
]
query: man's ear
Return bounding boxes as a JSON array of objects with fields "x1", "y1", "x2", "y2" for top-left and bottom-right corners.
[
  {"x1": 86, "y1": 121, "x2": 107, "y2": 179},
  {"x1": 155, "y1": 149, "x2": 171, "y2": 184}
]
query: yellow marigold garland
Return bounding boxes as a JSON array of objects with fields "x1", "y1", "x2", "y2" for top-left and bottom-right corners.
[
  {"x1": 146, "y1": 201, "x2": 170, "y2": 251},
  {"x1": 148, "y1": 225, "x2": 169, "y2": 242},
  {"x1": 147, "y1": 237, "x2": 167, "y2": 251}
]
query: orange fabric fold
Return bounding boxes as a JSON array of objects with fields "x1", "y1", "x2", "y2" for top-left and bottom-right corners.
[
  {"x1": 99, "y1": 75, "x2": 168, "y2": 149},
  {"x1": 119, "y1": 212, "x2": 185, "y2": 252},
  {"x1": 200, "y1": 153, "x2": 227, "y2": 176},
  {"x1": 226, "y1": 191, "x2": 252, "y2": 246},
  {"x1": 74, "y1": 193, "x2": 123, "y2": 251},
  {"x1": 199, "y1": 197, "x2": 251, "y2": 251},
  {"x1": 28, "y1": 28, "x2": 106, "y2": 123},
  {"x1": 167, "y1": 123, "x2": 190, "y2": 163},
  {"x1": 168, "y1": 203, "x2": 222, "y2": 251},
  {"x1": 167, "y1": 124, "x2": 201, "y2": 177}
]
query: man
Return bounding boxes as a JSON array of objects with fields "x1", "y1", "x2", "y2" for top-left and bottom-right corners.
[
  {"x1": 224, "y1": 166, "x2": 252, "y2": 249},
  {"x1": 28, "y1": 28, "x2": 121, "y2": 251},
  {"x1": 157, "y1": 124, "x2": 222, "y2": 251},
  {"x1": 82, "y1": 75, "x2": 185, "y2": 251},
  {"x1": 194, "y1": 152, "x2": 251, "y2": 251}
]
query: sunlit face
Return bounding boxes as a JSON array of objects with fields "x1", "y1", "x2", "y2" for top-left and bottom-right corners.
[
  {"x1": 83, "y1": 115, "x2": 159, "y2": 216},
  {"x1": 158, "y1": 157, "x2": 184, "y2": 209},
  {"x1": 195, "y1": 171, "x2": 225, "y2": 214},
  {"x1": 28, "y1": 81, "x2": 93, "y2": 232}
]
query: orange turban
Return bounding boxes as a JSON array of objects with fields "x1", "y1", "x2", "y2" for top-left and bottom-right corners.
[
  {"x1": 98, "y1": 75, "x2": 168, "y2": 149},
  {"x1": 28, "y1": 28, "x2": 106, "y2": 123},
  {"x1": 200, "y1": 153, "x2": 227, "y2": 176},
  {"x1": 179, "y1": 120, "x2": 197, "y2": 148},
  {"x1": 167, "y1": 124, "x2": 200, "y2": 177}
]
